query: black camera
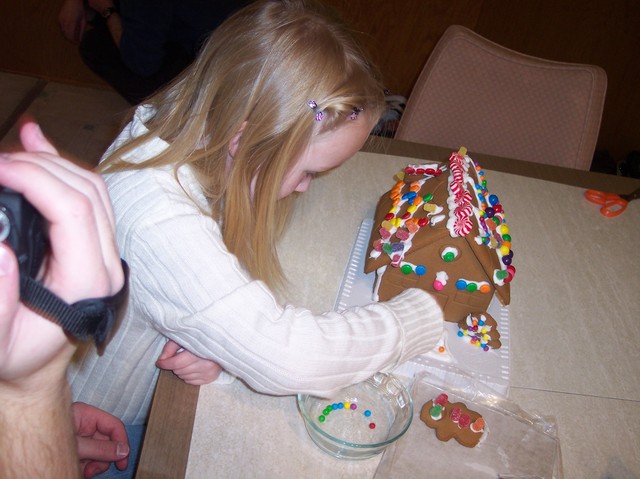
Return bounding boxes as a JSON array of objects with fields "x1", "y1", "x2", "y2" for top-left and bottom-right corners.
[{"x1": 0, "y1": 187, "x2": 48, "y2": 281}]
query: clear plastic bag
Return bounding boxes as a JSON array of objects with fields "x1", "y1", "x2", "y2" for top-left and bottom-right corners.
[{"x1": 374, "y1": 370, "x2": 563, "y2": 479}]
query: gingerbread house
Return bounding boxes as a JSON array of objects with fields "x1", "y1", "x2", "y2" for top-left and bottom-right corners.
[{"x1": 364, "y1": 148, "x2": 515, "y2": 323}]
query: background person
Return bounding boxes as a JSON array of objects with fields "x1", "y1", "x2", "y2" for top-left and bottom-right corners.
[{"x1": 58, "y1": 0, "x2": 245, "y2": 104}]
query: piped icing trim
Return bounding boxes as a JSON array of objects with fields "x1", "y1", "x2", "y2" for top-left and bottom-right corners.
[{"x1": 445, "y1": 148, "x2": 515, "y2": 284}]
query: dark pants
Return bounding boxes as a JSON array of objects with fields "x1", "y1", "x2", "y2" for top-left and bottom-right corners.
[{"x1": 79, "y1": 19, "x2": 192, "y2": 105}]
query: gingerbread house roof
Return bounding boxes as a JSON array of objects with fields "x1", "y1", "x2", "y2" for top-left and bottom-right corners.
[{"x1": 364, "y1": 148, "x2": 514, "y2": 317}]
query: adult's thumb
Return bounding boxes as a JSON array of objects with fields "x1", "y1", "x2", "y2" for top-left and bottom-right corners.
[
  {"x1": 77, "y1": 437, "x2": 130, "y2": 462},
  {"x1": 19, "y1": 122, "x2": 59, "y2": 155}
]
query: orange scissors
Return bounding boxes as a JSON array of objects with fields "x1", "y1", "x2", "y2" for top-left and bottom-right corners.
[{"x1": 584, "y1": 186, "x2": 640, "y2": 217}]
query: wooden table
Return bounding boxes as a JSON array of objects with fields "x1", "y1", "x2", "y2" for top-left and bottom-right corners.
[{"x1": 136, "y1": 139, "x2": 640, "y2": 478}]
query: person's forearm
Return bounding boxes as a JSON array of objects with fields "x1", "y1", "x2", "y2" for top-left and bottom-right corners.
[
  {"x1": 106, "y1": 12, "x2": 123, "y2": 47},
  {"x1": 88, "y1": 0, "x2": 122, "y2": 46},
  {"x1": 0, "y1": 379, "x2": 80, "y2": 479}
]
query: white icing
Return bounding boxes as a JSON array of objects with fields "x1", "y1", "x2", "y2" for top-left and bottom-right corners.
[
  {"x1": 441, "y1": 246, "x2": 458, "y2": 259},
  {"x1": 430, "y1": 214, "x2": 446, "y2": 225},
  {"x1": 372, "y1": 265, "x2": 387, "y2": 302},
  {"x1": 435, "y1": 271, "x2": 449, "y2": 284},
  {"x1": 424, "y1": 330, "x2": 454, "y2": 363},
  {"x1": 406, "y1": 162, "x2": 443, "y2": 172}
]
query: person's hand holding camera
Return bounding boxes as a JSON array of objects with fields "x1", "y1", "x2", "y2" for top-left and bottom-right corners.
[
  {"x1": 0, "y1": 121, "x2": 124, "y2": 389},
  {"x1": 0, "y1": 122, "x2": 124, "y2": 478}
]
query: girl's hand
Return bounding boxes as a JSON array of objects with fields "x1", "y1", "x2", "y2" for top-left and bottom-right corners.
[{"x1": 156, "y1": 340, "x2": 222, "y2": 385}]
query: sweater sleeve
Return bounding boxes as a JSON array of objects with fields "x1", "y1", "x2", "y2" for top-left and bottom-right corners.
[{"x1": 117, "y1": 170, "x2": 443, "y2": 397}]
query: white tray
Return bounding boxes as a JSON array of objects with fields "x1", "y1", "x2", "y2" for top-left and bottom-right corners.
[{"x1": 334, "y1": 219, "x2": 510, "y2": 396}]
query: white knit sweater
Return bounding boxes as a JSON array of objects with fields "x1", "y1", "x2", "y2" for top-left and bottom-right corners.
[{"x1": 68, "y1": 106, "x2": 444, "y2": 425}]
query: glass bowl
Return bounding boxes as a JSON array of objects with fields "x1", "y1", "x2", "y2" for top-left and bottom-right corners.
[{"x1": 297, "y1": 372, "x2": 413, "y2": 459}]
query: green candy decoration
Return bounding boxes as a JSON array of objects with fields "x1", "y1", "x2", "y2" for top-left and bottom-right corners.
[{"x1": 401, "y1": 264, "x2": 413, "y2": 274}]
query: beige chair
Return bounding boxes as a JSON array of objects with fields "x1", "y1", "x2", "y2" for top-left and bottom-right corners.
[{"x1": 395, "y1": 25, "x2": 607, "y2": 170}]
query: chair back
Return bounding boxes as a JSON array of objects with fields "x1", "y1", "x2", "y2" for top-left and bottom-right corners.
[{"x1": 395, "y1": 25, "x2": 607, "y2": 170}]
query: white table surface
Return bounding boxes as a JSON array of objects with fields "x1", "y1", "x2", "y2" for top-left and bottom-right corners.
[{"x1": 184, "y1": 151, "x2": 640, "y2": 478}]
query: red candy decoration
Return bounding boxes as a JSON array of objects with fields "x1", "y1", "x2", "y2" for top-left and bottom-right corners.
[
  {"x1": 434, "y1": 393, "x2": 448, "y2": 406},
  {"x1": 450, "y1": 407, "x2": 462, "y2": 423},
  {"x1": 453, "y1": 217, "x2": 473, "y2": 236},
  {"x1": 505, "y1": 265, "x2": 516, "y2": 282},
  {"x1": 458, "y1": 414, "x2": 471, "y2": 429},
  {"x1": 395, "y1": 229, "x2": 410, "y2": 240}
]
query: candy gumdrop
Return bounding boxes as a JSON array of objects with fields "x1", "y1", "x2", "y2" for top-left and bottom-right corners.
[
  {"x1": 434, "y1": 394, "x2": 448, "y2": 406},
  {"x1": 458, "y1": 414, "x2": 471, "y2": 429},
  {"x1": 470, "y1": 417, "x2": 485, "y2": 433},
  {"x1": 450, "y1": 407, "x2": 462, "y2": 423},
  {"x1": 395, "y1": 229, "x2": 410, "y2": 240}
]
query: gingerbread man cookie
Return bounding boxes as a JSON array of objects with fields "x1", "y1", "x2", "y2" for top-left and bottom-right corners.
[
  {"x1": 457, "y1": 311, "x2": 501, "y2": 351},
  {"x1": 420, "y1": 393, "x2": 485, "y2": 448}
]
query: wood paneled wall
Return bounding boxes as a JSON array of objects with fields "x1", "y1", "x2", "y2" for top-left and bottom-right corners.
[
  {"x1": 0, "y1": 1, "x2": 107, "y2": 88},
  {"x1": 1, "y1": 0, "x2": 638, "y2": 162}
]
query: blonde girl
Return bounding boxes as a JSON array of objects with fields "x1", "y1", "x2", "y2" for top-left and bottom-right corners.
[{"x1": 69, "y1": 1, "x2": 443, "y2": 475}]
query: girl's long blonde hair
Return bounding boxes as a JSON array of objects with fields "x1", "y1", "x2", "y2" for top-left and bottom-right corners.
[{"x1": 100, "y1": 0, "x2": 385, "y2": 292}]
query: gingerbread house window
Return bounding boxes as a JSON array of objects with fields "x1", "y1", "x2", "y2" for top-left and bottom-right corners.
[{"x1": 439, "y1": 246, "x2": 460, "y2": 263}]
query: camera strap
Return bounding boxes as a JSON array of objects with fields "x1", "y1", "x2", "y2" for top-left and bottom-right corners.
[{"x1": 19, "y1": 260, "x2": 129, "y2": 348}]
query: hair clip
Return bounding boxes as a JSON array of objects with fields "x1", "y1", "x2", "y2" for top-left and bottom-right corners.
[
  {"x1": 308, "y1": 100, "x2": 324, "y2": 121},
  {"x1": 348, "y1": 107, "x2": 364, "y2": 120}
]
